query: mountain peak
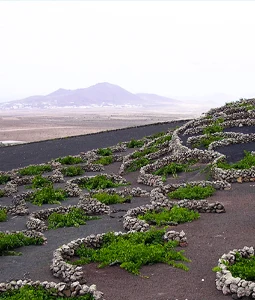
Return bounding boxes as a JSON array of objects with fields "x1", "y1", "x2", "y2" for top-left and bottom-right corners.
[
  {"x1": 47, "y1": 88, "x2": 70, "y2": 97},
  {"x1": 0, "y1": 83, "x2": 180, "y2": 110}
]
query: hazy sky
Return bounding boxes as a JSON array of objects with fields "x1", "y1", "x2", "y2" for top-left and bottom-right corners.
[{"x1": 1, "y1": 1, "x2": 255, "y2": 102}]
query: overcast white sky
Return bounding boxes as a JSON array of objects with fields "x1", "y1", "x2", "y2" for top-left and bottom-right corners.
[{"x1": 1, "y1": 1, "x2": 255, "y2": 102}]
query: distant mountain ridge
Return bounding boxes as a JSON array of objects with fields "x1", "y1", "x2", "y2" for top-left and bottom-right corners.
[{"x1": 0, "y1": 82, "x2": 181, "y2": 110}]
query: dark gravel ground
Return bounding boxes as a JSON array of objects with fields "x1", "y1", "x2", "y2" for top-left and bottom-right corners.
[
  {"x1": 0, "y1": 121, "x2": 255, "y2": 300},
  {"x1": 0, "y1": 121, "x2": 186, "y2": 171}
]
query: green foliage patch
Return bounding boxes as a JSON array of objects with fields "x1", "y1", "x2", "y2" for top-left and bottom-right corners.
[
  {"x1": 0, "y1": 190, "x2": 5, "y2": 198},
  {"x1": 27, "y1": 186, "x2": 67, "y2": 206},
  {"x1": 168, "y1": 185, "x2": 215, "y2": 200},
  {"x1": 0, "y1": 232, "x2": 44, "y2": 256},
  {"x1": 217, "y1": 151, "x2": 255, "y2": 170},
  {"x1": 78, "y1": 175, "x2": 128, "y2": 191},
  {"x1": 48, "y1": 207, "x2": 99, "y2": 229},
  {"x1": 239, "y1": 102, "x2": 255, "y2": 111},
  {"x1": 61, "y1": 166, "x2": 84, "y2": 177},
  {"x1": 131, "y1": 146, "x2": 158, "y2": 159},
  {"x1": 93, "y1": 156, "x2": 113, "y2": 165},
  {"x1": 126, "y1": 139, "x2": 145, "y2": 148},
  {"x1": 0, "y1": 285, "x2": 94, "y2": 300},
  {"x1": 0, "y1": 209, "x2": 7, "y2": 222},
  {"x1": 226, "y1": 253, "x2": 255, "y2": 281},
  {"x1": 30, "y1": 175, "x2": 52, "y2": 189},
  {"x1": 72, "y1": 229, "x2": 190, "y2": 275},
  {"x1": 56, "y1": 155, "x2": 83, "y2": 165},
  {"x1": 92, "y1": 192, "x2": 131, "y2": 205},
  {"x1": 138, "y1": 206, "x2": 200, "y2": 226},
  {"x1": 97, "y1": 148, "x2": 112, "y2": 156},
  {"x1": 0, "y1": 175, "x2": 11, "y2": 185},
  {"x1": 203, "y1": 119, "x2": 223, "y2": 135},
  {"x1": 151, "y1": 135, "x2": 172, "y2": 146},
  {"x1": 127, "y1": 157, "x2": 151, "y2": 172},
  {"x1": 193, "y1": 135, "x2": 224, "y2": 149},
  {"x1": 19, "y1": 165, "x2": 52, "y2": 176},
  {"x1": 153, "y1": 161, "x2": 196, "y2": 180}
]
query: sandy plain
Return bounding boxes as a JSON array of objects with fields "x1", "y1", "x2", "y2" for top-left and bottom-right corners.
[{"x1": 0, "y1": 107, "x2": 197, "y2": 143}]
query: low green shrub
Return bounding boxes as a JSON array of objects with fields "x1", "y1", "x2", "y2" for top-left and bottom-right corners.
[
  {"x1": 193, "y1": 135, "x2": 223, "y2": 149},
  {"x1": 131, "y1": 146, "x2": 158, "y2": 159},
  {"x1": 138, "y1": 206, "x2": 200, "y2": 226},
  {"x1": 0, "y1": 209, "x2": 7, "y2": 222},
  {"x1": 61, "y1": 166, "x2": 84, "y2": 177},
  {"x1": 92, "y1": 192, "x2": 131, "y2": 205},
  {"x1": 30, "y1": 175, "x2": 52, "y2": 188},
  {"x1": 127, "y1": 157, "x2": 151, "y2": 172},
  {"x1": 0, "y1": 285, "x2": 94, "y2": 299},
  {"x1": 78, "y1": 175, "x2": 128, "y2": 191},
  {"x1": 97, "y1": 148, "x2": 112, "y2": 156},
  {"x1": 126, "y1": 139, "x2": 144, "y2": 148},
  {"x1": 56, "y1": 155, "x2": 83, "y2": 165},
  {"x1": 48, "y1": 208, "x2": 99, "y2": 229},
  {"x1": 217, "y1": 150, "x2": 255, "y2": 170},
  {"x1": 0, "y1": 190, "x2": 5, "y2": 197},
  {"x1": 226, "y1": 253, "x2": 255, "y2": 281},
  {"x1": 168, "y1": 185, "x2": 215, "y2": 200},
  {"x1": 203, "y1": 120, "x2": 223, "y2": 135},
  {"x1": 93, "y1": 156, "x2": 113, "y2": 165},
  {"x1": 152, "y1": 135, "x2": 172, "y2": 146},
  {"x1": 153, "y1": 161, "x2": 196, "y2": 179},
  {"x1": 27, "y1": 186, "x2": 67, "y2": 206},
  {"x1": 72, "y1": 229, "x2": 190, "y2": 275},
  {"x1": 0, "y1": 175, "x2": 11, "y2": 185},
  {"x1": 239, "y1": 102, "x2": 255, "y2": 111},
  {"x1": 146, "y1": 131, "x2": 165, "y2": 139},
  {"x1": 0, "y1": 232, "x2": 44, "y2": 256},
  {"x1": 19, "y1": 165, "x2": 52, "y2": 176}
]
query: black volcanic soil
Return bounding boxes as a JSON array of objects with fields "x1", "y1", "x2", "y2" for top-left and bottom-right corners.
[{"x1": 0, "y1": 121, "x2": 254, "y2": 300}]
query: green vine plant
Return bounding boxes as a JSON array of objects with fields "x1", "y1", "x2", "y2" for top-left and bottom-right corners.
[
  {"x1": 71, "y1": 229, "x2": 190, "y2": 275},
  {"x1": 213, "y1": 253, "x2": 255, "y2": 281},
  {"x1": 78, "y1": 175, "x2": 130, "y2": 191},
  {"x1": 153, "y1": 160, "x2": 197, "y2": 181},
  {"x1": 0, "y1": 232, "x2": 44, "y2": 256},
  {"x1": 217, "y1": 150, "x2": 255, "y2": 170},
  {"x1": 0, "y1": 209, "x2": 7, "y2": 222},
  {"x1": 19, "y1": 165, "x2": 52, "y2": 176},
  {"x1": 48, "y1": 208, "x2": 99, "y2": 229},
  {"x1": 0, "y1": 175, "x2": 11, "y2": 185},
  {"x1": 0, "y1": 285, "x2": 95, "y2": 300},
  {"x1": 27, "y1": 186, "x2": 67, "y2": 206},
  {"x1": 168, "y1": 185, "x2": 215, "y2": 200},
  {"x1": 137, "y1": 206, "x2": 200, "y2": 226},
  {"x1": 91, "y1": 192, "x2": 131, "y2": 205},
  {"x1": 61, "y1": 166, "x2": 84, "y2": 177},
  {"x1": 55, "y1": 155, "x2": 83, "y2": 165}
]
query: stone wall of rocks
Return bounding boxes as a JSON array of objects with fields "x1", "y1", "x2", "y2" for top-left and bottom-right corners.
[
  {"x1": 0, "y1": 279, "x2": 104, "y2": 299},
  {"x1": 123, "y1": 198, "x2": 225, "y2": 232},
  {"x1": 2, "y1": 229, "x2": 46, "y2": 243},
  {"x1": 215, "y1": 246, "x2": 255, "y2": 299},
  {"x1": 50, "y1": 228, "x2": 188, "y2": 285},
  {"x1": 119, "y1": 135, "x2": 173, "y2": 175},
  {"x1": 208, "y1": 133, "x2": 255, "y2": 151},
  {"x1": 137, "y1": 146, "x2": 222, "y2": 187},
  {"x1": 70, "y1": 173, "x2": 129, "y2": 187},
  {"x1": 51, "y1": 233, "x2": 112, "y2": 283},
  {"x1": 27, "y1": 200, "x2": 110, "y2": 232},
  {"x1": 85, "y1": 187, "x2": 150, "y2": 198},
  {"x1": 211, "y1": 165, "x2": 255, "y2": 183}
]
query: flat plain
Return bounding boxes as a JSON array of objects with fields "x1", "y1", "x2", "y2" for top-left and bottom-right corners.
[{"x1": 0, "y1": 107, "x2": 196, "y2": 143}]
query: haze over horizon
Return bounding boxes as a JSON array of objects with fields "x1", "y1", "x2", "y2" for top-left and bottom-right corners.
[{"x1": 1, "y1": 1, "x2": 255, "y2": 104}]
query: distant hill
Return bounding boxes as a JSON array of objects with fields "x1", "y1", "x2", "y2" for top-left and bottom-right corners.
[{"x1": 0, "y1": 82, "x2": 181, "y2": 110}]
